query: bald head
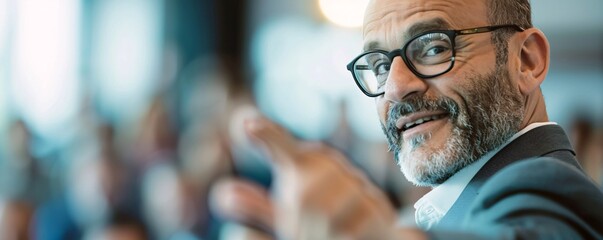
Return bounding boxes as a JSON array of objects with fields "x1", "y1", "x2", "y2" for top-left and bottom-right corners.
[{"x1": 363, "y1": 0, "x2": 489, "y2": 51}]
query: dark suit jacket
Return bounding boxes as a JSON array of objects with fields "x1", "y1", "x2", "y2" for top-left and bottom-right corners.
[{"x1": 429, "y1": 125, "x2": 603, "y2": 239}]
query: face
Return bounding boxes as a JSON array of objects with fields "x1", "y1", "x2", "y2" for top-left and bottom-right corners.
[{"x1": 364, "y1": 0, "x2": 524, "y2": 186}]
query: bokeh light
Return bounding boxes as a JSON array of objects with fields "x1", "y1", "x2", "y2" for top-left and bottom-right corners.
[
  {"x1": 9, "y1": 0, "x2": 81, "y2": 145},
  {"x1": 318, "y1": 0, "x2": 369, "y2": 28}
]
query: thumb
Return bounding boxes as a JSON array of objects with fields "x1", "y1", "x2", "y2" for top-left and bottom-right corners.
[
  {"x1": 244, "y1": 117, "x2": 301, "y2": 168},
  {"x1": 209, "y1": 177, "x2": 275, "y2": 235}
]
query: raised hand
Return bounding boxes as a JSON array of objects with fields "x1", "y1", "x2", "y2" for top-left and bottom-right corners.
[{"x1": 211, "y1": 116, "x2": 411, "y2": 239}]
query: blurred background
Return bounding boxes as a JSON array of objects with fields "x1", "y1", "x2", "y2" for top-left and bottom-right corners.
[{"x1": 0, "y1": 0, "x2": 601, "y2": 239}]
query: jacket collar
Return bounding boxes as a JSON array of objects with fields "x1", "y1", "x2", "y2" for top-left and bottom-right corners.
[{"x1": 436, "y1": 124, "x2": 576, "y2": 228}]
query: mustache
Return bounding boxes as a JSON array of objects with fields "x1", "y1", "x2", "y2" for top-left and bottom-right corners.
[{"x1": 383, "y1": 96, "x2": 460, "y2": 152}]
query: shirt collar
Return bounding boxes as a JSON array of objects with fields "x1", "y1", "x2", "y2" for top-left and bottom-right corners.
[{"x1": 413, "y1": 122, "x2": 557, "y2": 230}]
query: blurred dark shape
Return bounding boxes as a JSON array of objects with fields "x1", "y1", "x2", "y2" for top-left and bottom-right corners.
[
  {"x1": 34, "y1": 194, "x2": 82, "y2": 240},
  {"x1": 177, "y1": 56, "x2": 231, "y2": 129},
  {"x1": 177, "y1": 56, "x2": 262, "y2": 239},
  {"x1": 87, "y1": 211, "x2": 150, "y2": 240},
  {"x1": 97, "y1": 123, "x2": 137, "y2": 210},
  {"x1": 0, "y1": 120, "x2": 50, "y2": 203},
  {"x1": 0, "y1": 201, "x2": 35, "y2": 240},
  {"x1": 131, "y1": 95, "x2": 179, "y2": 170},
  {"x1": 0, "y1": 120, "x2": 51, "y2": 239},
  {"x1": 570, "y1": 116, "x2": 603, "y2": 186},
  {"x1": 34, "y1": 121, "x2": 141, "y2": 240}
]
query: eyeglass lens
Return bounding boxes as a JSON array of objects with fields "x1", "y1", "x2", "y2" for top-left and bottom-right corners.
[{"x1": 353, "y1": 32, "x2": 454, "y2": 95}]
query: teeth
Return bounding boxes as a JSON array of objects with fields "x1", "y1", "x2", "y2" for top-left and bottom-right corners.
[{"x1": 403, "y1": 114, "x2": 446, "y2": 130}]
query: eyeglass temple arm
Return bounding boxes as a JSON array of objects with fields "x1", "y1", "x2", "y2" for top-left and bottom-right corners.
[{"x1": 457, "y1": 24, "x2": 526, "y2": 35}]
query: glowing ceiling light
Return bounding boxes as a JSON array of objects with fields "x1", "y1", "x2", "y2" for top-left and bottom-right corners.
[
  {"x1": 11, "y1": 0, "x2": 80, "y2": 140},
  {"x1": 318, "y1": 0, "x2": 369, "y2": 28}
]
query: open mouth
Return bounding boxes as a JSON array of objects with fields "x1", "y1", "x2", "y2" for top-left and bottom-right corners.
[{"x1": 402, "y1": 114, "x2": 448, "y2": 131}]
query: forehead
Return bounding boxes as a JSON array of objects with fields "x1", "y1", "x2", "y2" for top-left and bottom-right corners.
[{"x1": 363, "y1": 0, "x2": 489, "y2": 50}]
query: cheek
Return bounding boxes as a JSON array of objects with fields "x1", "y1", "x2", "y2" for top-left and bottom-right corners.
[{"x1": 429, "y1": 72, "x2": 470, "y2": 103}]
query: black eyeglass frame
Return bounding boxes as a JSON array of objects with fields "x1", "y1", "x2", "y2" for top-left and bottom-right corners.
[{"x1": 347, "y1": 24, "x2": 526, "y2": 97}]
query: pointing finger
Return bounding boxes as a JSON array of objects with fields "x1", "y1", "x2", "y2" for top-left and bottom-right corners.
[{"x1": 244, "y1": 117, "x2": 301, "y2": 167}]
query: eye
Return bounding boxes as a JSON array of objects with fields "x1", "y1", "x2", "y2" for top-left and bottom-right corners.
[
  {"x1": 373, "y1": 62, "x2": 390, "y2": 76},
  {"x1": 423, "y1": 43, "x2": 450, "y2": 57},
  {"x1": 373, "y1": 61, "x2": 391, "y2": 89},
  {"x1": 409, "y1": 41, "x2": 453, "y2": 65},
  {"x1": 407, "y1": 32, "x2": 453, "y2": 65},
  {"x1": 367, "y1": 56, "x2": 390, "y2": 76}
]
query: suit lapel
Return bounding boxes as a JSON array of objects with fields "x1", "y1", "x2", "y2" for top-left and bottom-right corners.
[{"x1": 436, "y1": 125, "x2": 576, "y2": 228}]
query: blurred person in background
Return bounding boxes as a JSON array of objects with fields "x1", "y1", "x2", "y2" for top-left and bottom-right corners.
[
  {"x1": 31, "y1": 107, "x2": 101, "y2": 240},
  {"x1": 34, "y1": 121, "x2": 140, "y2": 240},
  {"x1": 131, "y1": 95, "x2": 179, "y2": 171},
  {"x1": 210, "y1": 0, "x2": 603, "y2": 239},
  {"x1": 0, "y1": 120, "x2": 49, "y2": 203},
  {"x1": 84, "y1": 211, "x2": 149, "y2": 240},
  {"x1": 176, "y1": 56, "x2": 248, "y2": 239},
  {"x1": 0, "y1": 201, "x2": 35, "y2": 240},
  {"x1": 141, "y1": 163, "x2": 196, "y2": 239},
  {"x1": 570, "y1": 117, "x2": 603, "y2": 187},
  {"x1": 96, "y1": 124, "x2": 140, "y2": 212},
  {"x1": 0, "y1": 120, "x2": 50, "y2": 240},
  {"x1": 177, "y1": 121, "x2": 232, "y2": 239}
]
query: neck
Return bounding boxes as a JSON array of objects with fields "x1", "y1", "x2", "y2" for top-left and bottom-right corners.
[{"x1": 520, "y1": 88, "x2": 549, "y2": 129}]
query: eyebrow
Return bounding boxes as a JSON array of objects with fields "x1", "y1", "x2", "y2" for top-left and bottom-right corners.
[{"x1": 363, "y1": 18, "x2": 452, "y2": 52}]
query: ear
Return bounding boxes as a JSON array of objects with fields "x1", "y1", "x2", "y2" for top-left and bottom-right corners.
[{"x1": 517, "y1": 28, "x2": 550, "y2": 95}]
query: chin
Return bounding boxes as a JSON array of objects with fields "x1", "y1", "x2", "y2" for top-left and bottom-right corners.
[
  {"x1": 398, "y1": 148, "x2": 443, "y2": 187},
  {"x1": 396, "y1": 131, "x2": 470, "y2": 187}
]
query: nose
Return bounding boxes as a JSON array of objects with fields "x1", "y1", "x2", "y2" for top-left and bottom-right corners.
[{"x1": 382, "y1": 56, "x2": 428, "y2": 102}]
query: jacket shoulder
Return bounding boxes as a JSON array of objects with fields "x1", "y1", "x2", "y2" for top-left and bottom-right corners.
[{"x1": 463, "y1": 157, "x2": 603, "y2": 239}]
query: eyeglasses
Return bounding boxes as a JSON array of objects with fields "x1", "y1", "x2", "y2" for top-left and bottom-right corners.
[{"x1": 346, "y1": 24, "x2": 525, "y2": 97}]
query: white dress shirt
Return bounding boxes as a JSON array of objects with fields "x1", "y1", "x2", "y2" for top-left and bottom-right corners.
[{"x1": 413, "y1": 122, "x2": 557, "y2": 230}]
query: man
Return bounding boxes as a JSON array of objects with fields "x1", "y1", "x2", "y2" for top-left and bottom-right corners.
[{"x1": 211, "y1": 0, "x2": 603, "y2": 239}]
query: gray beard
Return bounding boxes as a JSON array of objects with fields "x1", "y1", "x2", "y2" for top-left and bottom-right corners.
[{"x1": 380, "y1": 66, "x2": 524, "y2": 187}]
